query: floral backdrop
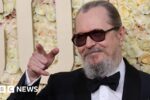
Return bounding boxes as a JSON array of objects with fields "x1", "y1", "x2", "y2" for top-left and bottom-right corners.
[{"x1": 0, "y1": 0, "x2": 150, "y2": 99}]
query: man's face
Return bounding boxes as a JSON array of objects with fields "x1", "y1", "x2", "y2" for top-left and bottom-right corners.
[{"x1": 75, "y1": 7, "x2": 125, "y2": 78}]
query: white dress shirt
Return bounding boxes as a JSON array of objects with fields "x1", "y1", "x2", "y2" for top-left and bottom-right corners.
[
  {"x1": 91, "y1": 59, "x2": 125, "y2": 100},
  {"x1": 25, "y1": 70, "x2": 41, "y2": 86}
]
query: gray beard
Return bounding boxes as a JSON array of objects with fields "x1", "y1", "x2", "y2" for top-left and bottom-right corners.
[{"x1": 83, "y1": 58, "x2": 118, "y2": 79}]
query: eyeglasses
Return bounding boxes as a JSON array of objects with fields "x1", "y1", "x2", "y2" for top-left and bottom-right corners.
[{"x1": 72, "y1": 26, "x2": 120, "y2": 47}]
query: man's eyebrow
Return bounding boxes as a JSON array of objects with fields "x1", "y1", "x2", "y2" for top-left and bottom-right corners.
[{"x1": 75, "y1": 29, "x2": 104, "y2": 35}]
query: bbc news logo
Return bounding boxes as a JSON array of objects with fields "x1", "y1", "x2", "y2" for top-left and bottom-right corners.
[{"x1": 0, "y1": 85, "x2": 38, "y2": 93}]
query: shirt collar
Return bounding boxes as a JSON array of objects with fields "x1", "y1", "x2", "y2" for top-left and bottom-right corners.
[
  {"x1": 112, "y1": 58, "x2": 125, "y2": 97},
  {"x1": 116, "y1": 58, "x2": 125, "y2": 91},
  {"x1": 106, "y1": 58, "x2": 125, "y2": 92}
]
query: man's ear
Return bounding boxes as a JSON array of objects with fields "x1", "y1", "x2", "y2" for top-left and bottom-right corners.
[{"x1": 117, "y1": 26, "x2": 126, "y2": 45}]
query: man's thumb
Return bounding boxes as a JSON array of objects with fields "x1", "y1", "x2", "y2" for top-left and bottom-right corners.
[{"x1": 47, "y1": 48, "x2": 59, "y2": 59}]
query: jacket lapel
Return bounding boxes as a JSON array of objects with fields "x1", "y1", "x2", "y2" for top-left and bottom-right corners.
[
  {"x1": 122, "y1": 59, "x2": 141, "y2": 100},
  {"x1": 74, "y1": 69, "x2": 91, "y2": 100}
]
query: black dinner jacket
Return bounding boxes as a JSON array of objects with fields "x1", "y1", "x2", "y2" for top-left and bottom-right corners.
[{"x1": 8, "y1": 59, "x2": 150, "y2": 100}]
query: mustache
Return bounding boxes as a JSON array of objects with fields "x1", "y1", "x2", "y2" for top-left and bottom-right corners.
[{"x1": 83, "y1": 47, "x2": 103, "y2": 58}]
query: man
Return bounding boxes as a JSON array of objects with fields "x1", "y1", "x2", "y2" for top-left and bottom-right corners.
[{"x1": 8, "y1": 1, "x2": 150, "y2": 100}]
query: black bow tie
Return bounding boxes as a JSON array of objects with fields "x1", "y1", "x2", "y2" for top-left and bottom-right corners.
[{"x1": 87, "y1": 72, "x2": 120, "y2": 93}]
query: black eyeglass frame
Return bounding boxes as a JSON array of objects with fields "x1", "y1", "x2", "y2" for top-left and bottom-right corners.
[{"x1": 72, "y1": 26, "x2": 120, "y2": 47}]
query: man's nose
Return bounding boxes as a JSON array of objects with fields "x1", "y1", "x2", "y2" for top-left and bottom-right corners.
[{"x1": 85, "y1": 36, "x2": 96, "y2": 48}]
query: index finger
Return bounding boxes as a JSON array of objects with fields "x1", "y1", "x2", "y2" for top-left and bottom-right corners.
[{"x1": 36, "y1": 44, "x2": 46, "y2": 55}]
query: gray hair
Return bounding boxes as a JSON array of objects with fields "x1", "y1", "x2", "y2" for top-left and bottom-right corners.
[{"x1": 76, "y1": 0, "x2": 122, "y2": 27}]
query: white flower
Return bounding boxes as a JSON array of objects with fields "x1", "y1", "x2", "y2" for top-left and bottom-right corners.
[
  {"x1": 3, "y1": 0, "x2": 16, "y2": 16},
  {"x1": 137, "y1": 0, "x2": 150, "y2": 14},
  {"x1": 35, "y1": 4, "x2": 47, "y2": 16},
  {"x1": 5, "y1": 60, "x2": 19, "y2": 74},
  {"x1": 138, "y1": 38, "x2": 150, "y2": 51},
  {"x1": 123, "y1": 36, "x2": 144, "y2": 58},
  {"x1": 72, "y1": 0, "x2": 83, "y2": 9}
]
